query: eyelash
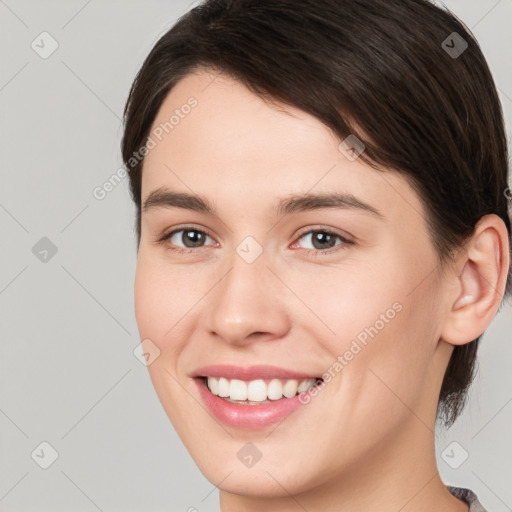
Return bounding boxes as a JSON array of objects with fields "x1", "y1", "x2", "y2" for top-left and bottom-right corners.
[{"x1": 157, "y1": 225, "x2": 353, "y2": 256}]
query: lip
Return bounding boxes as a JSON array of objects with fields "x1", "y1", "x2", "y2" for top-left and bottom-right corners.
[
  {"x1": 190, "y1": 364, "x2": 321, "y2": 381},
  {"x1": 194, "y1": 377, "x2": 316, "y2": 429}
]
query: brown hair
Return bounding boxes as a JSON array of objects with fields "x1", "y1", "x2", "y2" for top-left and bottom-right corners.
[{"x1": 121, "y1": 0, "x2": 511, "y2": 426}]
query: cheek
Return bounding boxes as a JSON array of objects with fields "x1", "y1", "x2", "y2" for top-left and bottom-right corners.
[
  {"x1": 134, "y1": 249, "x2": 197, "y2": 331},
  {"x1": 133, "y1": 250, "x2": 222, "y2": 378},
  {"x1": 133, "y1": 253, "x2": 200, "y2": 429},
  {"x1": 134, "y1": 257, "x2": 163, "y2": 341},
  {"x1": 133, "y1": 251, "x2": 190, "y2": 356},
  {"x1": 295, "y1": 256, "x2": 440, "y2": 409},
  {"x1": 289, "y1": 259, "x2": 403, "y2": 344}
]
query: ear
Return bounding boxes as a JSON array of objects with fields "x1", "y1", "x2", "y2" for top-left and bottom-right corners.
[{"x1": 441, "y1": 214, "x2": 510, "y2": 346}]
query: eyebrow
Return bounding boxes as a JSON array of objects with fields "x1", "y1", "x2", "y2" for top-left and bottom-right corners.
[{"x1": 142, "y1": 187, "x2": 383, "y2": 219}]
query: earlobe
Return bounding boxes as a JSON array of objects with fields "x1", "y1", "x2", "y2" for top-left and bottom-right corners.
[{"x1": 441, "y1": 215, "x2": 510, "y2": 346}]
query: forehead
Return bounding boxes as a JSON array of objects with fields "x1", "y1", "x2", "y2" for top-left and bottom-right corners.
[
  {"x1": 141, "y1": 69, "x2": 425, "y2": 223},
  {"x1": 143, "y1": 69, "x2": 339, "y2": 174}
]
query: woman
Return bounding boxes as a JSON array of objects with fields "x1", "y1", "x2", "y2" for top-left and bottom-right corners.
[{"x1": 121, "y1": 1, "x2": 511, "y2": 510}]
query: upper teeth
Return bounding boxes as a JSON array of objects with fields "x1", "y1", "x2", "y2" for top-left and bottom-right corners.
[{"x1": 206, "y1": 377, "x2": 319, "y2": 402}]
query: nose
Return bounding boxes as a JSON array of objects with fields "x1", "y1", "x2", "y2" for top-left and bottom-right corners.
[{"x1": 204, "y1": 252, "x2": 291, "y2": 347}]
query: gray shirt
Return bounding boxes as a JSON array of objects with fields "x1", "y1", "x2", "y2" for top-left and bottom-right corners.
[{"x1": 448, "y1": 486, "x2": 487, "y2": 512}]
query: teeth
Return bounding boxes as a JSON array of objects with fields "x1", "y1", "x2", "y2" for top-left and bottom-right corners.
[
  {"x1": 247, "y1": 379, "x2": 267, "y2": 401},
  {"x1": 206, "y1": 376, "x2": 319, "y2": 403},
  {"x1": 283, "y1": 379, "x2": 298, "y2": 398},
  {"x1": 218, "y1": 377, "x2": 230, "y2": 397},
  {"x1": 298, "y1": 379, "x2": 314, "y2": 393},
  {"x1": 268, "y1": 378, "x2": 284, "y2": 400},
  {"x1": 229, "y1": 379, "x2": 247, "y2": 400}
]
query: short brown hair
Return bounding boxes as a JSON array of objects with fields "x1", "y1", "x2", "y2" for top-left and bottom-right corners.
[{"x1": 121, "y1": 0, "x2": 511, "y2": 426}]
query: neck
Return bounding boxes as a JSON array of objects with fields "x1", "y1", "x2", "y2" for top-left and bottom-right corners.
[{"x1": 219, "y1": 418, "x2": 468, "y2": 512}]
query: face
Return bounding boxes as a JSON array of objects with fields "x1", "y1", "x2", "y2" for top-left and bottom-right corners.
[{"x1": 134, "y1": 69, "x2": 452, "y2": 497}]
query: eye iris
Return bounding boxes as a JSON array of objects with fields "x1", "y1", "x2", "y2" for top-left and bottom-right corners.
[
  {"x1": 176, "y1": 230, "x2": 339, "y2": 250},
  {"x1": 183, "y1": 230, "x2": 205, "y2": 248},
  {"x1": 312, "y1": 231, "x2": 337, "y2": 250}
]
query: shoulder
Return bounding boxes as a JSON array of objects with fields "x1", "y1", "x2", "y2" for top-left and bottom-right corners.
[{"x1": 447, "y1": 486, "x2": 488, "y2": 512}]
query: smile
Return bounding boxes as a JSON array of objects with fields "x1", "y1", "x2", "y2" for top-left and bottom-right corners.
[
  {"x1": 191, "y1": 365, "x2": 324, "y2": 429},
  {"x1": 205, "y1": 376, "x2": 319, "y2": 404}
]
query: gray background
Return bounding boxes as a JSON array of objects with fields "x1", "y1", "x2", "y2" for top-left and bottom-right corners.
[{"x1": 0, "y1": 1, "x2": 511, "y2": 511}]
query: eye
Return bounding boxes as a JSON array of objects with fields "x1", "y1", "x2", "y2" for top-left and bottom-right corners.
[
  {"x1": 160, "y1": 227, "x2": 216, "y2": 253},
  {"x1": 292, "y1": 229, "x2": 352, "y2": 253},
  {"x1": 157, "y1": 226, "x2": 351, "y2": 255}
]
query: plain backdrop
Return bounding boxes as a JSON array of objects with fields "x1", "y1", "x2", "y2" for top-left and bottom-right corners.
[{"x1": 1, "y1": 1, "x2": 511, "y2": 511}]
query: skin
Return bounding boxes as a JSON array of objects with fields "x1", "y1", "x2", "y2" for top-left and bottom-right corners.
[{"x1": 134, "y1": 68, "x2": 509, "y2": 512}]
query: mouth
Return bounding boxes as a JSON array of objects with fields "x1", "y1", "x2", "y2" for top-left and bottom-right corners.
[
  {"x1": 192, "y1": 369, "x2": 325, "y2": 429},
  {"x1": 190, "y1": 364, "x2": 325, "y2": 428},
  {"x1": 199, "y1": 376, "x2": 322, "y2": 405}
]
